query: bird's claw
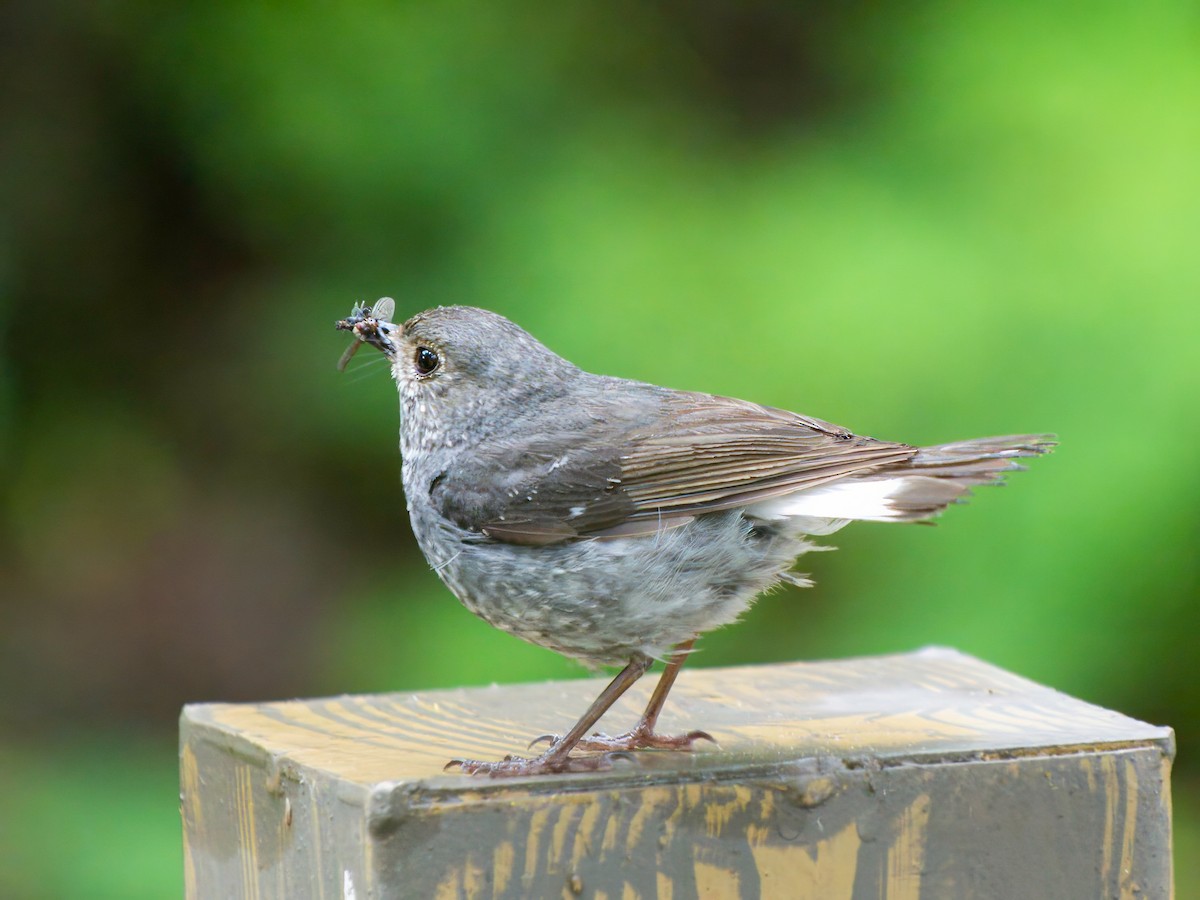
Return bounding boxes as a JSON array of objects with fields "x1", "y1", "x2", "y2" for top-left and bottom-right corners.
[
  {"x1": 527, "y1": 726, "x2": 717, "y2": 753},
  {"x1": 571, "y1": 728, "x2": 719, "y2": 753},
  {"x1": 683, "y1": 729, "x2": 718, "y2": 748}
]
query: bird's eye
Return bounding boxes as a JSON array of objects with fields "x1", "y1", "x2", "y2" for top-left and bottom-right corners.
[{"x1": 415, "y1": 346, "x2": 440, "y2": 376}]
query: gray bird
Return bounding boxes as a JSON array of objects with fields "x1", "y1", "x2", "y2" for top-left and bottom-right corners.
[{"x1": 336, "y1": 300, "x2": 1053, "y2": 776}]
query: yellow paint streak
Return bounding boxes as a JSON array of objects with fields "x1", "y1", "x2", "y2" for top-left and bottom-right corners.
[
  {"x1": 744, "y1": 788, "x2": 772, "y2": 848},
  {"x1": 600, "y1": 804, "x2": 621, "y2": 854},
  {"x1": 549, "y1": 801, "x2": 581, "y2": 870},
  {"x1": 180, "y1": 745, "x2": 202, "y2": 900},
  {"x1": 571, "y1": 800, "x2": 603, "y2": 870},
  {"x1": 758, "y1": 789, "x2": 775, "y2": 821},
  {"x1": 210, "y1": 702, "x2": 463, "y2": 783},
  {"x1": 657, "y1": 784, "x2": 689, "y2": 857},
  {"x1": 462, "y1": 855, "x2": 485, "y2": 899},
  {"x1": 1161, "y1": 753, "x2": 1174, "y2": 900},
  {"x1": 731, "y1": 710, "x2": 981, "y2": 750},
  {"x1": 1081, "y1": 756, "x2": 1096, "y2": 793},
  {"x1": 886, "y1": 793, "x2": 932, "y2": 900},
  {"x1": 748, "y1": 818, "x2": 860, "y2": 899},
  {"x1": 234, "y1": 764, "x2": 261, "y2": 900},
  {"x1": 433, "y1": 867, "x2": 460, "y2": 900},
  {"x1": 310, "y1": 791, "x2": 325, "y2": 900},
  {"x1": 626, "y1": 786, "x2": 674, "y2": 854},
  {"x1": 276, "y1": 798, "x2": 286, "y2": 900},
  {"x1": 703, "y1": 785, "x2": 753, "y2": 840},
  {"x1": 693, "y1": 860, "x2": 740, "y2": 897},
  {"x1": 523, "y1": 807, "x2": 553, "y2": 886},
  {"x1": 234, "y1": 765, "x2": 249, "y2": 894},
  {"x1": 1119, "y1": 757, "x2": 1139, "y2": 899},
  {"x1": 493, "y1": 841, "x2": 514, "y2": 896},
  {"x1": 1100, "y1": 755, "x2": 1118, "y2": 888},
  {"x1": 622, "y1": 883, "x2": 639, "y2": 899},
  {"x1": 361, "y1": 817, "x2": 374, "y2": 900},
  {"x1": 745, "y1": 821, "x2": 770, "y2": 847},
  {"x1": 656, "y1": 871, "x2": 674, "y2": 900}
]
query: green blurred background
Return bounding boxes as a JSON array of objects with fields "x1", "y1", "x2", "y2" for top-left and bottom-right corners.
[{"x1": 2, "y1": 1, "x2": 1197, "y2": 895}]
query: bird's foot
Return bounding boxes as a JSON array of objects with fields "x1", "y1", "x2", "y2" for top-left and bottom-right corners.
[
  {"x1": 444, "y1": 745, "x2": 618, "y2": 778},
  {"x1": 528, "y1": 725, "x2": 717, "y2": 754}
]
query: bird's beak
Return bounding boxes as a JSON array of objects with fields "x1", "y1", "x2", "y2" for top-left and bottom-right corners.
[{"x1": 335, "y1": 305, "x2": 401, "y2": 370}]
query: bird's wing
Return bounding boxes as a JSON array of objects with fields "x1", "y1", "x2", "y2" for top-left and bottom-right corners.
[
  {"x1": 614, "y1": 393, "x2": 916, "y2": 523},
  {"x1": 430, "y1": 390, "x2": 916, "y2": 546},
  {"x1": 429, "y1": 436, "x2": 637, "y2": 546}
]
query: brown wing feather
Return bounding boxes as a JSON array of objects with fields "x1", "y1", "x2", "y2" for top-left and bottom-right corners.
[{"x1": 601, "y1": 393, "x2": 917, "y2": 530}]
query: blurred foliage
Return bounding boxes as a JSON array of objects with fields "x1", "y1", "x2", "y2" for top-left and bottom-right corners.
[{"x1": 2, "y1": 0, "x2": 1198, "y2": 895}]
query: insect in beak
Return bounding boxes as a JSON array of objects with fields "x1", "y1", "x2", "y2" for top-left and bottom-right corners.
[{"x1": 336, "y1": 297, "x2": 399, "y2": 370}]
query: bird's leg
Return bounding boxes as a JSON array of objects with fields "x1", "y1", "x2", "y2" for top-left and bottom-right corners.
[
  {"x1": 448, "y1": 654, "x2": 652, "y2": 776},
  {"x1": 532, "y1": 639, "x2": 717, "y2": 754}
]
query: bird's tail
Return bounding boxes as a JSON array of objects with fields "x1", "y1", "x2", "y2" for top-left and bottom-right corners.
[
  {"x1": 751, "y1": 434, "x2": 1055, "y2": 534},
  {"x1": 876, "y1": 434, "x2": 1057, "y2": 521}
]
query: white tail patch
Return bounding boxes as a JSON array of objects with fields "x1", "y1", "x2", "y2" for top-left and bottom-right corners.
[
  {"x1": 749, "y1": 479, "x2": 909, "y2": 520},
  {"x1": 747, "y1": 476, "x2": 964, "y2": 529}
]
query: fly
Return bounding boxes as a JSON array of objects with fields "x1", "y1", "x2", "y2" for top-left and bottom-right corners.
[{"x1": 336, "y1": 297, "x2": 397, "y2": 371}]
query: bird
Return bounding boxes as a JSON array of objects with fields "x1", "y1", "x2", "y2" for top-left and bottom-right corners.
[{"x1": 336, "y1": 300, "x2": 1054, "y2": 776}]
